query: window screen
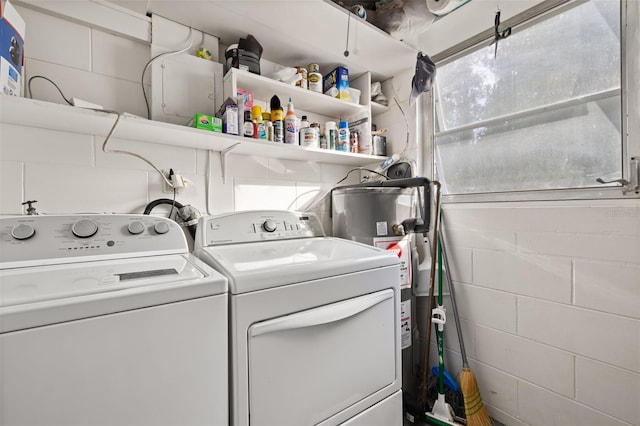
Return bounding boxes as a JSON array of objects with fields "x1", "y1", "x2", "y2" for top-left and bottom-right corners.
[{"x1": 434, "y1": 0, "x2": 622, "y2": 195}]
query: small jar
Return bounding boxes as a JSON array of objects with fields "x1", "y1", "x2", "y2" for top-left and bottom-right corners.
[
  {"x1": 308, "y1": 63, "x2": 322, "y2": 93},
  {"x1": 300, "y1": 123, "x2": 320, "y2": 148}
]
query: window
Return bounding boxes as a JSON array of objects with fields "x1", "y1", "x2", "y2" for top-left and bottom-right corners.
[{"x1": 433, "y1": 0, "x2": 628, "y2": 196}]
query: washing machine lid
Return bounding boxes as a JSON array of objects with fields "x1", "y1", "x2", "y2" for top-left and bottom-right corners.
[
  {"x1": 195, "y1": 237, "x2": 399, "y2": 294},
  {"x1": 0, "y1": 254, "x2": 227, "y2": 332}
]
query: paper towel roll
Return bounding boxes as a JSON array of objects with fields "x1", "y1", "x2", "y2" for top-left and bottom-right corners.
[{"x1": 426, "y1": 0, "x2": 470, "y2": 16}]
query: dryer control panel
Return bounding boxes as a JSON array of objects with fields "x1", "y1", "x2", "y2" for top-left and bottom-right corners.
[
  {"x1": 198, "y1": 210, "x2": 325, "y2": 246},
  {"x1": 0, "y1": 215, "x2": 187, "y2": 268}
]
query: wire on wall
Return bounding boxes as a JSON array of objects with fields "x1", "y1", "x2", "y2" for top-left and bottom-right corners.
[
  {"x1": 141, "y1": 27, "x2": 203, "y2": 119},
  {"x1": 23, "y1": 74, "x2": 175, "y2": 190},
  {"x1": 99, "y1": 109, "x2": 176, "y2": 189},
  {"x1": 27, "y1": 75, "x2": 73, "y2": 105},
  {"x1": 390, "y1": 77, "x2": 411, "y2": 157}
]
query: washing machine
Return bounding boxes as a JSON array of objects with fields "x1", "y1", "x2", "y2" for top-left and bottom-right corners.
[
  {"x1": 193, "y1": 210, "x2": 403, "y2": 426},
  {"x1": 0, "y1": 214, "x2": 228, "y2": 426}
]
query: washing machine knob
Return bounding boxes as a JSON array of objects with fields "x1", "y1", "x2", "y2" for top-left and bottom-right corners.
[
  {"x1": 128, "y1": 221, "x2": 145, "y2": 235},
  {"x1": 72, "y1": 219, "x2": 99, "y2": 238},
  {"x1": 262, "y1": 220, "x2": 277, "y2": 233},
  {"x1": 154, "y1": 221, "x2": 170, "y2": 235},
  {"x1": 11, "y1": 224, "x2": 35, "y2": 240}
]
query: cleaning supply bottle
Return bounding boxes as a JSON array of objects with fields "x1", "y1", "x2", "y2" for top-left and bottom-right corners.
[
  {"x1": 243, "y1": 110, "x2": 254, "y2": 138},
  {"x1": 284, "y1": 97, "x2": 298, "y2": 145},
  {"x1": 325, "y1": 121, "x2": 337, "y2": 150},
  {"x1": 299, "y1": 115, "x2": 309, "y2": 145},
  {"x1": 337, "y1": 120, "x2": 350, "y2": 152},
  {"x1": 270, "y1": 95, "x2": 284, "y2": 143},
  {"x1": 266, "y1": 120, "x2": 274, "y2": 142},
  {"x1": 252, "y1": 105, "x2": 266, "y2": 140}
]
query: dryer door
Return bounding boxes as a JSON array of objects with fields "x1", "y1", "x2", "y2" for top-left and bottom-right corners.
[{"x1": 247, "y1": 289, "x2": 396, "y2": 425}]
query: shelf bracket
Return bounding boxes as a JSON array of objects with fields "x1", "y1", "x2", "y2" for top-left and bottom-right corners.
[{"x1": 220, "y1": 143, "x2": 240, "y2": 184}]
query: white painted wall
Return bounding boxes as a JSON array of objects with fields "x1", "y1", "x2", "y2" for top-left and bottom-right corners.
[
  {"x1": 2, "y1": 4, "x2": 412, "y2": 233},
  {"x1": 416, "y1": 200, "x2": 640, "y2": 425},
  {"x1": 3, "y1": 2, "x2": 638, "y2": 426}
]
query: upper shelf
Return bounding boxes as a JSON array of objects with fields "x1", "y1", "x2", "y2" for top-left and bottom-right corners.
[
  {"x1": 106, "y1": 0, "x2": 419, "y2": 82},
  {"x1": 226, "y1": 68, "x2": 366, "y2": 118},
  {"x1": 0, "y1": 95, "x2": 386, "y2": 166}
]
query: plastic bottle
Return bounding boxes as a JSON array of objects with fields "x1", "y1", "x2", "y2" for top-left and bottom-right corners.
[
  {"x1": 270, "y1": 95, "x2": 284, "y2": 143},
  {"x1": 299, "y1": 115, "x2": 309, "y2": 145},
  {"x1": 284, "y1": 97, "x2": 298, "y2": 145},
  {"x1": 325, "y1": 121, "x2": 337, "y2": 150},
  {"x1": 308, "y1": 63, "x2": 322, "y2": 93},
  {"x1": 266, "y1": 120, "x2": 274, "y2": 142},
  {"x1": 243, "y1": 110, "x2": 254, "y2": 138},
  {"x1": 337, "y1": 120, "x2": 350, "y2": 152},
  {"x1": 252, "y1": 105, "x2": 266, "y2": 140}
]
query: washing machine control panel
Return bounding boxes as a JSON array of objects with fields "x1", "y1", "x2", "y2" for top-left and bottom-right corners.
[
  {"x1": 200, "y1": 210, "x2": 325, "y2": 246},
  {"x1": 0, "y1": 215, "x2": 188, "y2": 267}
]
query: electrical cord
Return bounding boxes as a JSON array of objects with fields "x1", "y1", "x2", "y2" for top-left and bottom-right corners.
[
  {"x1": 25, "y1": 74, "x2": 178, "y2": 191},
  {"x1": 168, "y1": 186, "x2": 177, "y2": 219},
  {"x1": 97, "y1": 109, "x2": 176, "y2": 189},
  {"x1": 27, "y1": 75, "x2": 73, "y2": 105},
  {"x1": 336, "y1": 167, "x2": 389, "y2": 184},
  {"x1": 390, "y1": 77, "x2": 411, "y2": 156},
  {"x1": 141, "y1": 27, "x2": 198, "y2": 119}
]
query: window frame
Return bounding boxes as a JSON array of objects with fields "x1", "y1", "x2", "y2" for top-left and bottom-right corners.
[{"x1": 425, "y1": 0, "x2": 639, "y2": 203}]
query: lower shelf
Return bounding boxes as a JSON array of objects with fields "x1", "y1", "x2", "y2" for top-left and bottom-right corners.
[{"x1": 0, "y1": 95, "x2": 386, "y2": 166}]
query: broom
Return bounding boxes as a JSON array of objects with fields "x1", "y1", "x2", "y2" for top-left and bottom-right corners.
[{"x1": 439, "y1": 224, "x2": 492, "y2": 426}]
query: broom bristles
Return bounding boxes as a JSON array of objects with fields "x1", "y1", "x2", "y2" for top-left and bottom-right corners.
[{"x1": 460, "y1": 367, "x2": 493, "y2": 426}]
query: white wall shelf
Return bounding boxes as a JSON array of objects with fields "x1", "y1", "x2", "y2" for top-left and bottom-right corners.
[
  {"x1": 371, "y1": 102, "x2": 390, "y2": 115},
  {"x1": 225, "y1": 69, "x2": 366, "y2": 118},
  {"x1": 105, "y1": 0, "x2": 418, "y2": 82},
  {"x1": 0, "y1": 95, "x2": 385, "y2": 166}
]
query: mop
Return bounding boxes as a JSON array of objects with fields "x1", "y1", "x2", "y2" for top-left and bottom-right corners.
[{"x1": 425, "y1": 236, "x2": 463, "y2": 426}]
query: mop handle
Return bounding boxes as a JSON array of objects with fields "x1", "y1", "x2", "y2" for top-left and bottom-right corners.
[{"x1": 438, "y1": 225, "x2": 469, "y2": 367}]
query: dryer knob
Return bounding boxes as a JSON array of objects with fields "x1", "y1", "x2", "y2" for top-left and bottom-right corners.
[
  {"x1": 11, "y1": 224, "x2": 35, "y2": 240},
  {"x1": 128, "y1": 221, "x2": 145, "y2": 235},
  {"x1": 72, "y1": 219, "x2": 99, "y2": 238},
  {"x1": 262, "y1": 219, "x2": 277, "y2": 233},
  {"x1": 154, "y1": 221, "x2": 170, "y2": 235}
]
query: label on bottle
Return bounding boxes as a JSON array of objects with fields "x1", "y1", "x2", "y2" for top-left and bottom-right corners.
[
  {"x1": 273, "y1": 120, "x2": 284, "y2": 143},
  {"x1": 328, "y1": 129, "x2": 337, "y2": 150},
  {"x1": 300, "y1": 127, "x2": 319, "y2": 148},
  {"x1": 337, "y1": 128, "x2": 350, "y2": 152},
  {"x1": 243, "y1": 121, "x2": 254, "y2": 138},
  {"x1": 308, "y1": 72, "x2": 322, "y2": 93},
  {"x1": 285, "y1": 118, "x2": 298, "y2": 144}
]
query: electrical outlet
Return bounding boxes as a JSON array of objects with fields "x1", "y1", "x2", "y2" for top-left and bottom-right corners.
[{"x1": 162, "y1": 169, "x2": 182, "y2": 194}]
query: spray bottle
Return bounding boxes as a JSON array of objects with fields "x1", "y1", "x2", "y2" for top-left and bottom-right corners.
[{"x1": 284, "y1": 97, "x2": 298, "y2": 145}]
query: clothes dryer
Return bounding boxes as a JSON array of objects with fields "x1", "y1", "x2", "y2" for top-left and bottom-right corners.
[
  {"x1": 0, "y1": 214, "x2": 228, "y2": 426},
  {"x1": 193, "y1": 210, "x2": 402, "y2": 426}
]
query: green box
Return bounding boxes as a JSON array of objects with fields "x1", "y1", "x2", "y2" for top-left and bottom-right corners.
[{"x1": 192, "y1": 113, "x2": 222, "y2": 132}]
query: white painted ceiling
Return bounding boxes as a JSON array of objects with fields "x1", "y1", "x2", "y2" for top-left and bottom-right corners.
[{"x1": 105, "y1": 0, "x2": 546, "y2": 79}]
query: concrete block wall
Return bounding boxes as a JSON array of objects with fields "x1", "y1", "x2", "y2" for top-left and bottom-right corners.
[
  {"x1": 1, "y1": 3, "x2": 409, "y2": 233},
  {"x1": 6, "y1": 4, "x2": 638, "y2": 426},
  {"x1": 419, "y1": 200, "x2": 640, "y2": 425}
]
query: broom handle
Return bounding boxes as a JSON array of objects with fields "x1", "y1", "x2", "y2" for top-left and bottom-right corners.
[
  {"x1": 438, "y1": 224, "x2": 469, "y2": 368},
  {"x1": 421, "y1": 181, "x2": 442, "y2": 406}
]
